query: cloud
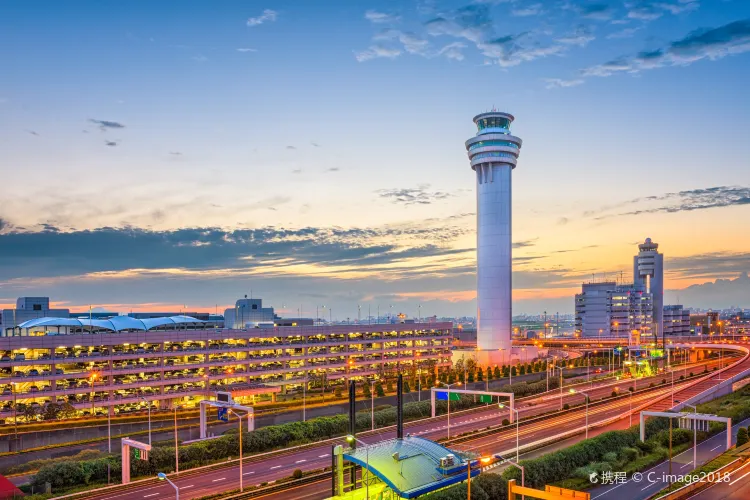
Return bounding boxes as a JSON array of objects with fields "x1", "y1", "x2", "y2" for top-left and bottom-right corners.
[
  {"x1": 607, "y1": 27, "x2": 642, "y2": 39},
  {"x1": 311, "y1": 142, "x2": 321, "y2": 147},
  {"x1": 26, "y1": 130, "x2": 39, "y2": 136},
  {"x1": 247, "y1": 9, "x2": 278, "y2": 27},
  {"x1": 236, "y1": 48, "x2": 257, "y2": 53},
  {"x1": 577, "y1": 3, "x2": 615, "y2": 21},
  {"x1": 544, "y1": 78, "x2": 585, "y2": 89},
  {"x1": 557, "y1": 26, "x2": 595, "y2": 47},
  {"x1": 292, "y1": 169, "x2": 302, "y2": 174},
  {"x1": 286, "y1": 145, "x2": 297, "y2": 150},
  {"x1": 376, "y1": 185, "x2": 455, "y2": 206},
  {"x1": 365, "y1": 10, "x2": 400, "y2": 24},
  {"x1": 169, "y1": 151, "x2": 182, "y2": 156},
  {"x1": 667, "y1": 272, "x2": 750, "y2": 309},
  {"x1": 626, "y1": 0, "x2": 700, "y2": 21},
  {"x1": 0, "y1": 217, "x2": 9, "y2": 231},
  {"x1": 326, "y1": 167, "x2": 340, "y2": 172},
  {"x1": 592, "y1": 185, "x2": 750, "y2": 219},
  {"x1": 512, "y1": 238, "x2": 538, "y2": 249},
  {"x1": 192, "y1": 55, "x2": 208, "y2": 63},
  {"x1": 104, "y1": 140, "x2": 119, "y2": 147},
  {"x1": 438, "y1": 42, "x2": 467, "y2": 60},
  {"x1": 512, "y1": 3, "x2": 545, "y2": 17},
  {"x1": 89, "y1": 119, "x2": 125, "y2": 131},
  {"x1": 557, "y1": 217, "x2": 569, "y2": 225},
  {"x1": 355, "y1": 45, "x2": 402, "y2": 62},
  {"x1": 582, "y1": 20, "x2": 750, "y2": 78}
]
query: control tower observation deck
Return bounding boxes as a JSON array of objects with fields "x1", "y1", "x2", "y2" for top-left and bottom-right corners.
[{"x1": 465, "y1": 111, "x2": 523, "y2": 353}]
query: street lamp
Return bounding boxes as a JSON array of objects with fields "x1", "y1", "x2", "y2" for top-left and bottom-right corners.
[
  {"x1": 442, "y1": 382, "x2": 459, "y2": 439},
  {"x1": 570, "y1": 389, "x2": 591, "y2": 439},
  {"x1": 140, "y1": 396, "x2": 152, "y2": 445},
  {"x1": 499, "y1": 403, "x2": 520, "y2": 463},
  {"x1": 346, "y1": 435, "x2": 369, "y2": 500},
  {"x1": 676, "y1": 401, "x2": 698, "y2": 471},
  {"x1": 552, "y1": 365, "x2": 564, "y2": 410},
  {"x1": 173, "y1": 405, "x2": 181, "y2": 474},
  {"x1": 228, "y1": 409, "x2": 245, "y2": 491},
  {"x1": 370, "y1": 379, "x2": 376, "y2": 431},
  {"x1": 157, "y1": 472, "x2": 179, "y2": 500}
]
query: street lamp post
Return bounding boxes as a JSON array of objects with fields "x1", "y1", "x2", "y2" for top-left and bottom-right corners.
[
  {"x1": 141, "y1": 397, "x2": 152, "y2": 445},
  {"x1": 302, "y1": 376, "x2": 306, "y2": 422},
  {"x1": 443, "y1": 382, "x2": 459, "y2": 439},
  {"x1": 173, "y1": 405, "x2": 180, "y2": 474},
  {"x1": 370, "y1": 380, "x2": 376, "y2": 431},
  {"x1": 570, "y1": 389, "x2": 591, "y2": 439},
  {"x1": 552, "y1": 365, "x2": 564, "y2": 410},
  {"x1": 346, "y1": 435, "x2": 369, "y2": 500},
  {"x1": 157, "y1": 472, "x2": 179, "y2": 500},
  {"x1": 505, "y1": 458, "x2": 525, "y2": 500},
  {"x1": 499, "y1": 403, "x2": 520, "y2": 463},
  {"x1": 229, "y1": 409, "x2": 244, "y2": 491}
]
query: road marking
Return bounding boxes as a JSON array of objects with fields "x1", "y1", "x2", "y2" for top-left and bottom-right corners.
[
  {"x1": 244, "y1": 471, "x2": 255, "y2": 475},
  {"x1": 270, "y1": 465, "x2": 282, "y2": 469},
  {"x1": 212, "y1": 477, "x2": 226, "y2": 482},
  {"x1": 319, "y1": 454, "x2": 329, "y2": 458},
  {"x1": 681, "y1": 462, "x2": 693, "y2": 469},
  {"x1": 710, "y1": 445, "x2": 722, "y2": 451},
  {"x1": 730, "y1": 468, "x2": 750, "y2": 485},
  {"x1": 296, "y1": 459, "x2": 307, "y2": 463},
  {"x1": 182, "y1": 485, "x2": 194, "y2": 489},
  {"x1": 641, "y1": 481, "x2": 659, "y2": 491},
  {"x1": 144, "y1": 494, "x2": 159, "y2": 498}
]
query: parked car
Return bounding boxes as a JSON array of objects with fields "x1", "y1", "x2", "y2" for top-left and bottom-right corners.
[{"x1": 13, "y1": 354, "x2": 25, "y2": 361}]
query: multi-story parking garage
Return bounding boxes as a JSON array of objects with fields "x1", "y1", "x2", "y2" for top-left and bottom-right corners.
[{"x1": 0, "y1": 317, "x2": 452, "y2": 419}]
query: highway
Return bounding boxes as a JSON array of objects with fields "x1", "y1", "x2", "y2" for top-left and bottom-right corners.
[
  {"x1": 589, "y1": 416, "x2": 750, "y2": 500},
  {"x1": 689, "y1": 458, "x2": 750, "y2": 499},
  {"x1": 76, "y1": 367, "x2": 707, "y2": 500}
]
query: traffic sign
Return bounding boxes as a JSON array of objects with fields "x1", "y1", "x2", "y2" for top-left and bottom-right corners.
[{"x1": 218, "y1": 407, "x2": 228, "y2": 422}]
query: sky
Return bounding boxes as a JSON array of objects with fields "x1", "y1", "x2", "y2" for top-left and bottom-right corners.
[{"x1": 1, "y1": 0, "x2": 749, "y2": 319}]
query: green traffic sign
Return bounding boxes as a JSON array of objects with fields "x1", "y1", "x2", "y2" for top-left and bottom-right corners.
[{"x1": 480, "y1": 395, "x2": 493, "y2": 403}]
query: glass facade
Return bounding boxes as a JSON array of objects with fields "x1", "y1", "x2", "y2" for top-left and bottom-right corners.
[
  {"x1": 471, "y1": 151, "x2": 516, "y2": 161},
  {"x1": 477, "y1": 117, "x2": 511, "y2": 132},
  {"x1": 468, "y1": 140, "x2": 519, "y2": 150}
]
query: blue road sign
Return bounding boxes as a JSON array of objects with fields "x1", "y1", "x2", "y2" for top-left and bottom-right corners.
[{"x1": 218, "y1": 407, "x2": 228, "y2": 422}]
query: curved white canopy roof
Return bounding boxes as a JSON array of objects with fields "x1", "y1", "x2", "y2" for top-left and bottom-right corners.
[{"x1": 17, "y1": 315, "x2": 206, "y2": 332}]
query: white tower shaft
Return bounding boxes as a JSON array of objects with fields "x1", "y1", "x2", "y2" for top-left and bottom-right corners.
[{"x1": 466, "y1": 112, "x2": 522, "y2": 353}]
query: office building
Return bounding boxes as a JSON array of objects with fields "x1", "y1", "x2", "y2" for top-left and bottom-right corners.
[
  {"x1": 223, "y1": 297, "x2": 278, "y2": 329},
  {"x1": 575, "y1": 282, "x2": 653, "y2": 338},
  {"x1": 0, "y1": 297, "x2": 69, "y2": 332},
  {"x1": 0, "y1": 317, "x2": 452, "y2": 418},
  {"x1": 634, "y1": 238, "x2": 664, "y2": 337},
  {"x1": 465, "y1": 111, "x2": 523, "y2": 354},
  {"x1": 663, "y1": 305, "x2": 691, "y2": 336}
]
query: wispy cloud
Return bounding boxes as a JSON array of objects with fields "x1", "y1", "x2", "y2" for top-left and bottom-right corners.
[
  {"x1": 355, "y1": 45, "x2": 401, "y2": 62},
  {"x1": 583, "y1": 19, "x2": 750, "y2": 78},
  {"x1": 326, "y1": 167, "x2": 340, "y2": 172},
  {"x1": 607, "y1": 27, "x2": 642, "y2": 39},
  {"x1": 365, "y1": 10, "x2": 400, "y2": 24},
  {"x1": 236, "y1": 48, "x2": 257, "y2": 53},
  {"x1": 592, "y1": 185, "x2": 750, "y2": 219},
  {"x1": 89, "y1": 119, "x2": 125, "y2": 131},
  {"x1": 376, "y1": 185, "x2": 454, "y2": 206},
  {"x1": 512, "y1": 3, "x2": 545, "y2": 17},
  {"x1": 26, "y1": 130, "x2": 40, "y2": 136},
  {"x1": 104, "y1": 140, "x2": 119, "y2": 147},
  {"x1": 557, "y1": 26, "x2": 595, "y2": 47},
  {"x1": 544, "y1": 77, "x2": 585, "y2": 89},
  {"x1": 577, "y1": 3, "x2": 615, "y2": 21},
  {"x1": 247, "y1": 9, "x2": 278, "y2": 27},
  {"x1": 286, "y1": 145, "x2": 297, "y2": 150},
  {"x1": 626, "y1": 0, "x2": 700, "y2": 21}
]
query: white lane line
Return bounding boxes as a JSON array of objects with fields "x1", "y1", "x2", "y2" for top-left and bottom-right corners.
[
  {"x1": 710, "y1": 445, "x2": 722, "y2": 451},
  {"x1": 681, "y1": 462, "x2": 693, "y2": 469},
  {"x1": 144, "y1": 494, "x2": 159, "y2": 498},
  {"x1": 270, "y1": 465, "x2": 282, "y2": 469},
  {"x1": 182, "y1": 485, "x2": 194, "y2": 489},
  {"x1": 244, "y1": 471, "x2": 255, "y2": 475},
  {"x1": 319, "y1": 454, "x2": 329, "y2": 458},
  {"x1": 730, "y1": 468, "x2": 750, "y2": 486},
  {"x1": 212, "y1": 477, "x2": 226, "y2": 482},
  {"x1": 641, "y1": 482, "x2": 659, "y2": 491},
  {"x1": 296, "y1": 459, "x2": 307, "y2": 463}
]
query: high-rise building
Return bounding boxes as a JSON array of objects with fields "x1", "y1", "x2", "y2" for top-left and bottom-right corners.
[
  {"x1": 633, "y1": 238, "x2": 664, "y2": 337},
  {"x1": 575, "y1": 283, "x2": 653, "y2": 338},
  {"x1": 663, "y1": 305, "x2": 691, "y2": 336},
  {"x1": 465, "y1": 111, "x2": 523, "y2": 353}
]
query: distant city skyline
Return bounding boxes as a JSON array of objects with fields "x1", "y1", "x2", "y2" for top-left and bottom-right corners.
[{"x1": 1, "y1": 1, "x2": 749, "y2": 317}]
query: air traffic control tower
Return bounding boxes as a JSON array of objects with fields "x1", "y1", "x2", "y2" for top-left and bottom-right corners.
[{"x1": 465, "y1": 111, "x2": 523, "y2": 359}]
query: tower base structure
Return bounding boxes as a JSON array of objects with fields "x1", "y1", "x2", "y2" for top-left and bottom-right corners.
[{"x1": 451, "y1": 346, "x2": 544, "y2": 368}]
